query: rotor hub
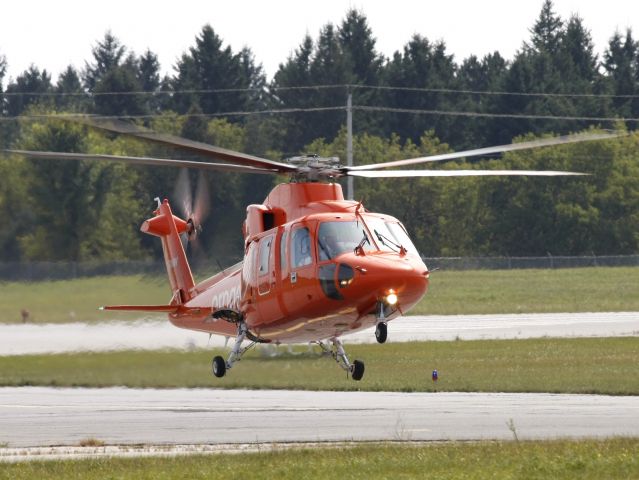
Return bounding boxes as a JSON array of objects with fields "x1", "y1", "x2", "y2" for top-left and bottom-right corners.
[{"x1": 287, "y1": 155, "x2": 343, "y2": 181}]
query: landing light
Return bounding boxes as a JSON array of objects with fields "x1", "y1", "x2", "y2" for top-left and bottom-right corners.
[{"x1": 386, "y1": 292, "x2": 398, "y2": 306}]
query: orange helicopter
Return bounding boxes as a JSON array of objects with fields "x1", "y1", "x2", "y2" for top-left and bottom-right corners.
[{"x1": 9, "y1": 121, "x2": 619, "y2": 381}]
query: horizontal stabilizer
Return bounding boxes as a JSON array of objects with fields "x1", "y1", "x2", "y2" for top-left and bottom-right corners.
[
  {"x1": 100, "y1": 305, "x2": 179, "y2": 313},
  {"x1": 100, "y1": 305, "x2": 213, "y2": 317}
]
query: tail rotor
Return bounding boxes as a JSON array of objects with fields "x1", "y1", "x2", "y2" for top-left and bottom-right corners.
[{"x1": 173, "y1": 168, "x2": 211, "y2": 253}]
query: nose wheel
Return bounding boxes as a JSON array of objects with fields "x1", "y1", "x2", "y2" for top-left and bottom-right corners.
[
  {"x1": 375, "y1": 322, "x2": 388, "y2": 344},
  {"x1": 375, "y1": 300, "x2": 390, "y2": 344}
]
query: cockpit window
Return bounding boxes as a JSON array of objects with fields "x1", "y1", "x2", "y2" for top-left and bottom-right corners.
[
  {"x1": 317, "y1": 221, "x2": 374, "y2": 261},
  {"x1": 386, "y1": 222, "x2": 419, "y2": 256},
  {"x1": 364, "y1": 216, "x2": 419, "y2": 256},
  {"x1": 291, "y1": 227, "x2": 313, "y2": 267}
]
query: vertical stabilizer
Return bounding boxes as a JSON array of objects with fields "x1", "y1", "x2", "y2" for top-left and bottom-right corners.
[{"x1": 140, "y1": 199, "x2": 195, "y2": 304}]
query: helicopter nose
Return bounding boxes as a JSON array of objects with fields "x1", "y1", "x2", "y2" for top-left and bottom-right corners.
[{"x1": 339, "y1": 254, "x2": 429, "y2": 311}]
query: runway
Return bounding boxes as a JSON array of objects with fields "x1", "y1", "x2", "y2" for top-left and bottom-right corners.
[
  {"x1": 1, "y1": 387, "x2": 638, "y2": 452},
  {"x1": 1, "y1": 311, "x2": 637, "y2": 355}
]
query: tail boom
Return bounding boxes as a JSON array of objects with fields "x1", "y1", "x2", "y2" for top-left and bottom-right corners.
[{"x1": 141, "y1": 199, "x2": 196, "y2": 304}]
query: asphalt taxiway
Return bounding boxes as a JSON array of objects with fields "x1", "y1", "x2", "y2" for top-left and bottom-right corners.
[{"x1": 1, "y1": 387, "x2": 637, "y2": 453}]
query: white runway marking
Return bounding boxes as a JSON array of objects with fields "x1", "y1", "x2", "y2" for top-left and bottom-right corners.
[
  {"x1": 0, "y1": 312, "x2": 637, "y2": 356},
  {"x1": 0, "y1": 442, "x2": 350, "y2": 463}
]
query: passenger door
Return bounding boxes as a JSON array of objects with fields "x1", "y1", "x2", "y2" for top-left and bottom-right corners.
[
  {"x1": 284, "y1": 222, "x2": 319, "y2": 315},
  {"x1": 255, "y1": 232, "x2": 285, "y2": 326},
  {"x1": 257, "y1": 234, "x2": 274, "y2": 295}
]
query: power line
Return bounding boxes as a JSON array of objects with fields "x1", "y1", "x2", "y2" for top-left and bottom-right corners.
[
  {"x1": 0, "y1": 85, "x2": 347, "y2": 98},
  {"x1": 355, "y1": 105, "x2": 639, "y2": 123},
  {"x1": 3, "y1": 104, "x2": 638, "y2": 123},
  {"x1": 1, "y1": 87, "x2": 262, "y2": 97},
  {"x1": 349, "y1": 84, "x2": 639, "y2": 99},
  {"x1": 0, "y1": 106, "x2": 347, "y2": 122},
  {"x1": 3, "y1": 83, "x2": 639, "y2": 99}
]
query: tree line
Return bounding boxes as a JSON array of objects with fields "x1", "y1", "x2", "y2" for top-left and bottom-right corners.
[{"x1": 0, "y1": 0, "x2": 638, "y2": 264}]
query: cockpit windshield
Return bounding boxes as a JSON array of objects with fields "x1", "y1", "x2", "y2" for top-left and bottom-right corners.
[
  {"x1": 317, "y1": 217, "x2": 419, "y2": 259},
  {"x1": 317, "y1": 221, "x2": 375, "y2": 261},
  {"x1": 362, "y1": 216, "x2": 420, "y2": 256}
]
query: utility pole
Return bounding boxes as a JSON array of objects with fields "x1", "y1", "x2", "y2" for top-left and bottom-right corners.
[{"x1": 346, "y1": 91, "x2": 353, "y2": 200}]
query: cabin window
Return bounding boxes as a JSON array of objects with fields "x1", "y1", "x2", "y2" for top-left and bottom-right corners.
[
  {"x1": 258, "y1": 235, "x2": 273, "y2": 275},
  {"x1": 291, "y1": 227, "x2": 312, "y2": 268},
  {"x1": 317, "y1": 221, "x2": 374, "y2": 261},
  {"x1": 280, "y1": 231, "x2": 287, "y2": 271}
]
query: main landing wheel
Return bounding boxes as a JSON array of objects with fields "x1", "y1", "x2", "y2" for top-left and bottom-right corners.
[
  {"x1": 351, "y1": 360, "x2": 365, "y2": 381},
  {"x1": 375, "y1": 322, "x2": 388, "y2": 344},
  {"x1": 212, "y1": 356, "x2": 226, "y2": 378}
]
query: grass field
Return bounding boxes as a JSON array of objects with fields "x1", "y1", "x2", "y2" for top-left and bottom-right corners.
[
  {"x1": 0, "y1": 275, "x2": 169, "y2": 324},
  {"x1": 1, "y1": 266, "x2": 638, "y2": 324},
  {"x1": 1, "y1": 440, "x2": 638, "y2": 479},
  {"x1": 2, "y1": 337, "x2": 637, "y2": 394},
  {"x1": 412, "y1": 266, "x2": 639, "y2": 315}
]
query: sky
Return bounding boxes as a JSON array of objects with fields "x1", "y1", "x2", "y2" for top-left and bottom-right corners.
[{"x1": 1, "y1": 0, "x2": 638, "y2": 86}]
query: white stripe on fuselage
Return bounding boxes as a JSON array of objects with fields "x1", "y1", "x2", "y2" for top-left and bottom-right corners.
[{"x1": 211, "y1": 285, "x2": 241, "y2": 311}]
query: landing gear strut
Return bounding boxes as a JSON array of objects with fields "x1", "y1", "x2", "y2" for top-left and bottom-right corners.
[
  {"x1": 212, "y1": 322, "x2": 256, "y2": 378},
  {"x1": 375, "y1": 300, "x2": 389, "y2": 344},
  {"x1": 315, "y1": 338, "x2": 365, "y2": 381}
]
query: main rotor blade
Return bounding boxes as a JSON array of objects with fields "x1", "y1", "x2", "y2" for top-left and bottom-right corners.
[
  {"x1": 5, "y1": 150, "x2": 278, "y2": 175},
  {"x1": 76, "y1": 117, "x2": 298, "y2": 174},
  {"x1": 347, "y1": 169, "x2": 588, "y2": 178},
  {"x1": 346, "y1": 131, "x2": 622, "y2": 172}
]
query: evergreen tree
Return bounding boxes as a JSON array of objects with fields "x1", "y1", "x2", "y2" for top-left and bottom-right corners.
[
  {"x1": 5, "y1": 66, "x2": 53, "y2": 117},
  {"x1": 171, "y1": 25, "x2": 265, "y2": 118},
  {"x1": 499, "y1": 1, "x2": 562, "y2": 139},
  {"x1": 498, "y1": 1, "x2": 602, "y2": 140},
  {"x1": 382, "y1": 35, "x2": 457, "y2": 144},
  {"x1": 83, "y1": 32, "x2": 149, "y2": 116},
  {"x1": 272, "y1": 10, "x2": 385, "y2": 153},
  {"x1": 560, "y1": 15, "x2": 597, "y2": 81},
  {"x1": 306, "y1": 23, "x2": 351, "y2": 144},
  {"x1": 528, "y1": 0, "x2": 564, "y2": 54},
  {"x1": 55, "y1": 65, "x2": 88, "y2": 112},
  {"x1": 137, "y1": 49, "x2": 162, "y2": 113},
  {"x1": 92, "y1": 53, "x2": 146, "y2": 116},
  {"x1": 138, "y1": 49, "x2": 161, "y2": 92},
  {"x1": 83, "y1": 31, "x2": 126, "y2": 91},
  {"x1": 338, "y1": 9, "x2": 385, "y2": 137},
  {"x1": 454, "y1": 52, "x2": 508, "y2": 147},
  {"x1": 556, "y1": 15, "x2": 606, "y2": 130},
  {"x1": 270, "y1": 35, "x2": 315, "y2": 153},
  {"x1": 602, "y1": 29, "x2": 639, "y2": 124},
  {"x1": 339, "y1": 9, "x2": 383, "y2": 85}
]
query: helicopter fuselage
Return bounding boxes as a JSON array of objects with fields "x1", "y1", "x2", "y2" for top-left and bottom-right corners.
[{"x1": 166, "y1": 182, "x2": 429, "y2": 343}]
